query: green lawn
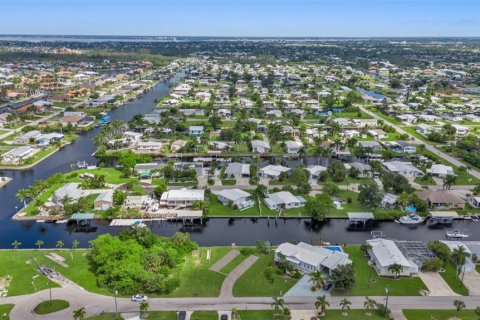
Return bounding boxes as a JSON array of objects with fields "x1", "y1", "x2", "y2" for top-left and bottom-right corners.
[
  {"x1": 439, "y1": 262, "x2": 469, "y2": 296},
  {"x1": 190, "y1": 311, "x2": 218, "y2": 320},
  {"x1": 332, "y1": 246, "x2": 427, "y2": 296},
  {"x1": 221, "y1": 179, "x2": 236, "y2": 186},
  {"x1": 69, "y1": 168, "x2": 134, "y2": 185},
  {"x1": 238, "y1": 310, "x2": 274, "y2": 320},
  {"x1": 314, "y1": 310, "x2": 385, "y2": 320},
  {"x1": 34, "y1": 299, "x2": 70, "y2": 315},
  {"x1": 403, "y1": 309, "x2": 480, "y2": 320},
  {"x1": 476, "y1": 265, "x2": 480, "y2": 273},
  {"x1": 164, "y1": 247, "x2": 230, "y2": 297},
  {"x1": 330, "y1": 190, "x2": 366, "y2": 217},
  {"x1": 368, "y1": 108, "x2": 402, "y2": 125},
  {"x1": 219, "y1": 253, "x2": 248, "y2": 275},
  {"x1": 142, "y1": 311, "x2": 177, "y2": 320},
  {"x1": 0, "y1": 304, "x2": 14, "y2": 320},
  {"x1": 414, "y1": 176, "x2": 437, "y2": 186},
  {"x1": 333, "y1": 111, "x2": 373, "y2": 119},
  {"x1": 233, "y1": 252, "x2": 297, "y2": 297}
]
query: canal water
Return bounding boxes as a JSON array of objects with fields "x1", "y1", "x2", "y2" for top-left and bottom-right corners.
[{"x1": 0, "y1": 72, "x2": 479, "y2": 248}]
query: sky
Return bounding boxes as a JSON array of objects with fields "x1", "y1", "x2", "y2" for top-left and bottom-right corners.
[{"x1": 0, "y1": 0, "x2": 479, "y2": 37}]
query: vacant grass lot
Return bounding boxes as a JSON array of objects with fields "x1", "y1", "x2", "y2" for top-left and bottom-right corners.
[
  {"x1": 238, "y1": 310, "x2": 274, "y2": 320},
  {"x1": 403, "y1": 309, "x2": 479, "y2": 320},
  {"x1": 87, "y1": 312, "x2": 177, "y2": 320},
  {"x1": 219, "y1": 253, "x2": 248, "y2": 274},
  {"x1": 332, "y1": 246, "x2": 427, "y2": 296},
  {"x1": 190, "y1": 311, "x2": 219, "y2": 320},
  {"x1": 233, "y1": 252, "x2": 297, "y2": 297}
]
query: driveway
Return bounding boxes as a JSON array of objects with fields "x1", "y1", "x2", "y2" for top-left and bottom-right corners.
[
  {"x1": 209, "y1": 250, "x2": 239, "y2": 273},
  {"x1": 419, "y1": 272, "x2": 459, "y2": 296},
  {"x1": 219, "y1": 255, "x2": 258, "y2": 298},
  {"x1": 462, "y1": 271, "x2": 480, "y2": 296},
  {"x1": 284, "y1": 275, "x2": 330, "y2": 297}
]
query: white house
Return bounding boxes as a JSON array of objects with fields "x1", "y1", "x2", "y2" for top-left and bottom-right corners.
[
  {"x1": 284, "y1": 141, "x2": 304, "y2": 154},
  {"x1": 427, "y1": 164, "x2": 455, "y2": 178},
  {"x1": 251, "y1": 140, "x2": 271, "y2": 153},
  {"x1": 382, "y1": 161, "x2": 424, "y2": 178},
  {"x1": 224, "y1": 162, "x2": 250, "y2": 178},
  {"x1": 1, "y1": 146, "x2": 37, "y2": 164},
  {"x1": 258, "y1": 165, "x2": 291, "y2": 180},
  {"x1": 135, "y1": 141, "x2": 163, "y2": 153},
  {"x1": 160, "y1": 188, "x2": 205, "y2": 208},
  {"x1": 264, "y1": 191, "x2": 306, "y2": 210},
  {"x1": 53, "y1": 182, "x2": 84, "y2": 204},
  {"x1": 94, "y1": 190, "x2": 114, "y2": 210},
  {"x1": 275, "y1": 242, "x2": 352, "y2": 274},
  {"x1": 306, "y1": 165, "x2": 328, "y2": 178},
  {"x1": 367, "y1": 238, "x2": 418, "y2": 277},
  {"x1": 213, "y1": 189, "x2": 254, "y2": 210}
]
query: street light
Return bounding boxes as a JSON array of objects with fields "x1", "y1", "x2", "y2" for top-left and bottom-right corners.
[
  {"x1": 384, "y1": 286, "x2": 389, "y2": 319},
  {"x1": 114, "y1": 288, "x2": 119, "y2": 319}
]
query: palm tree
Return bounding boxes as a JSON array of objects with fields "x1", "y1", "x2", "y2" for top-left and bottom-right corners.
[
  {"x1": 364, "y1": 297, "x2": 376, "y2": 316},
  {"x1": 16, "y1": 188, "x2": 29, "y2": 208},
  {"x1": 139, "y1": 301, "x2": 149, "y2": 319},
  {"x1": 387, "y1": 263, "x2": 404, "y2": 279},
  {"x1": 72, "y1": 239, "x2": 79, "y2": 249},
  {"x1": 473, "y1": 184, "x2": 480, "y2": 195},
  {"x1": 454, "y1": 300, "x2": 466, "y2": 316},
  {"x1": 56, "y1": 240, "x2": 65, "y2": 250},
  {"x1": 452, "y1": 246, "x2": 471, "y2": 277},
  {"x1": 73, "y1": 307, "x2": 86, "y2": 320},
  {"x1": 315, "y1": 295, "x2": 329, "y2": 317},
  {"x1": 35, "y1": 240, "x2": 44, "y2": 250},
  {"x1": 231, "y1": 307, "x2": 238, "y2": 320},
  {"x1": 442, "y1": 174, "x2": 457, "y2": 190},
  {"x1": 298, "y1": 146, "x2": 307, "y2": 164},
  {"x1": 340, "y1": 298, "x2": 351, "y2": 316},
  {"x1": 11, "y1": 240, "x2": 21, "y2": 251},
  {"x1": 309, "y1": 270, "x2": 324, "y2": 290},
  {"x1": 272, "y1": 296, "x2": 285, "y2": 314}
]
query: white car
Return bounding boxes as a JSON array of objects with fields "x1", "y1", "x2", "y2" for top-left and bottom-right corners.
[{"x1": 131, "y1": 294, "x2": 148, "y2": 302}]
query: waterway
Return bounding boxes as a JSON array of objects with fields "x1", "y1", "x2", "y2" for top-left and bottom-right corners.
[{"x1": 0, "y1": 71, "x2": 479, "y2": 249}]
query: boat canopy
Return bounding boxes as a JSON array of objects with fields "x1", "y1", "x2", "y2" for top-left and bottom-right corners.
[
  {"x1": 428, "y1": 211, "x2": 459, "y2": 218},
  {"x1": 69, "y1": 213, "x2": 95, "y2": 221}
]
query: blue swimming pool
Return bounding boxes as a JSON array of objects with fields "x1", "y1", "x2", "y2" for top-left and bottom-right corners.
[{"x1": 323, "y1": 245, "x2": 343, "y2": 252}]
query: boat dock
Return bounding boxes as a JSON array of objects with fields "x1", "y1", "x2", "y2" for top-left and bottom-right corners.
[{"x1": 0, "y1": 177, "x2": 12, "y2": 188}]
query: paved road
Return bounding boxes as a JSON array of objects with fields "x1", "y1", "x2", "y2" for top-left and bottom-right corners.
[
  {"x1": 4, "y1": 287, "x2": 480, "y2": 320},
  {"x1": 359, "y1": 106, "x2": 480, "y2": 180}
]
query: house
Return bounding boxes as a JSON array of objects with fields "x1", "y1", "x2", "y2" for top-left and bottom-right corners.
[
  {"x1": 213, "y1": 189, "x2": 254, "y2": 210},
  {"x1": 367, "y1": 238, "x2": 418, "y2": 277},
  {"x1": 35, "y1": 133, "x2": 64, "y2": 146},
  {"x1": 349, "y1": 162, "x2": 372, "y2": 177},
  {"x1": 467, "y1": 196, "x2": 480, "y2": 209},
  {"x1": 188, "y1": 126, "x2": 204, "y2": 136},
  {"x1": 418, "y1": 190, "x2": 465, "y2": 210},
  {"x1": 238, "y1": 98, "x2": 254, "y2": 108},
  {"x1": 123, "y1": 131, "x2": 143, "y2": 144},
  {"x1": 94, "y1": 190, "x2": 114, "y2": 210},
  {"x1": 1, "y1": 146, "x2": 37, "y2": 164},
  {"x1": 367, "y1": 129, "x2": 388, "y2": 140},
  {"x1": 160, "y1": 188, "x2": 205, "y2": 208},
  {"x1": 357, "y1": 140, "x2": 383, "y2": 151},
  {"x1": 171, "y1": 140, "x2": 187, "y2": 153},
  {"x1": 306, "y1": 165, "x2": 328, "y2": 178},
  {"x1": 134, "y1": 163, "x2": 165, "y2": 174},
  {"x1": 452, "y1": 124, "x2": 470, "y2": 137},
  {"x1": 385, "y1": 141, "x2": 416, "y2": 153},
  {"x1": 264, "y1": 191, "x2": 306, "y2": 210},
  {"x1": 14, "y1": 130, "x2": 42, "y2": 144},
  {"x1": 53, "y1": 183, "x2": 84, "y2": 204},
  {"x1": 284, "y1": 141, "x2": 304, "y2": 154},
  {"x1": 397, "y1": 114, "x2": 417, "y2": 123},
  {"x1": 224, "y1": 162, "x2": 250, "y2": 178},
  {"x1": 124, "y1": 195, "x2": 149, "y2": 209},
  {"x1": 258, "y1": 165, "x2": 291, "y2": 180},
  {"x1": 251, "y1": 140, "x2": 271, "y2": 153},
  {"x1": 59, "y1": 115, "x2": 86, "y2": 126},
  {"x1": 382, "y1": 161, "x2": 423, "y2": 178},
  {"x1": 381, "y1": 193, "x2": 398, "y2": 208},
  {"x1": 135, "y1": 141, "x2": 163, "y2": 153},
  {"x1": 427, "y1": 164, "x2": 455, "y2": 178},
  {"x1": 416, "y1": 124, "x2": 438, "y2": 137},
  {"x1": 275, "y1": 242, "x2": 352, "y2": 274}
]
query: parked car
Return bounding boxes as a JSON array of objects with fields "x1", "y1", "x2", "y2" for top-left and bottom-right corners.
[
  {"x1": 323, "y1": 281, "x2": 333, "y2": 291},
  {"x1": 220, "y1": 314, "x2": 229, "y2": 320},
  {"x1": 177, "y1": 311, "x2": 186, "y2": 320},
  {"x1": 131, "y1": 294, "x2": 148, "y2": 302}
]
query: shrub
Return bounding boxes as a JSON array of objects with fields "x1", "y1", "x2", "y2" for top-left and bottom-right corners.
[
  {"x1": 421, "y1": 258, "x2": 444, "y2": 272},
  {"x1": 240, "y1": 247, "x2": 256, "y2": 256}
]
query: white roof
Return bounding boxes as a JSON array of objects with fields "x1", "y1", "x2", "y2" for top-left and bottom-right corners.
[
  {"x1": 427, "y1": 164, "x2": 455, "y2": 176},
  {"x1": 251, "y1": 140, "x2": 271, "y2": 149},
  {"x1": 276, "y1": 242, "x2": 351, "y2": 270},
  {"x1": 215, "y1": 189, "x2": 250, "y2": 202},
  {"x1": 383, "y1": 161, "x2": 422, "y2": 174},
  {"x1": 95, "y1": 190, "x2": 113, "y2": 203},
  {"x1": 265, "y1": 191, "x2": 305, "y2": 206},
  {"x1": 306, "y1": 165, "x2": 327, "y2": 176},
  {"x1": 225, "y1": 162, "x2": 250, "y2": 176},
  {"x1": 260, "y1": 165, "x2": 291, "y2": 176},
  {"x1": 161, "y1": 188, "x2": 205, "y2": 202},
  {"x1": 367, "y1": 238, "x2": 412, "y2": 268}
]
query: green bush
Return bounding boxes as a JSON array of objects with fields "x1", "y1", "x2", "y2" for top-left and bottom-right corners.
[{"x1": 421, "y1": 258, "x2": 444, "y2": 272}]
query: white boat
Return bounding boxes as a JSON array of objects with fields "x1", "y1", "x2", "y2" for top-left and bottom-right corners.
[
  {"x1": 396, "y1": 214, "x2": 426, "y2": 225},
  {"x1": 131, "y1": 220, "x2": 147, "y2": 229},
  {"x1": 445, "y1": 230, "x2": 470, "y2": 239}
]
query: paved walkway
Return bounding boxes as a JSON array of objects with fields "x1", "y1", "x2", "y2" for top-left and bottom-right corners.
[
  {"x1": 418, "y1": 272, "x2": 459, "y2": 296},
  {"x1": 209, "y1": 250, "x2": 239, "y2": 273},
  {"x1": 219, "y1": 255, "x2": 258, "y2": 298}
]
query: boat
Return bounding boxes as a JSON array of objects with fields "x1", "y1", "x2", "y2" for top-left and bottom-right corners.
[
  {"x1": 131, "y1": 220, "x2": 147, "y2": 229},
  {"x1": 445, "y1": 229, "x2": 471, "y2": 239},
  {"x1": 77, "y1": 160, "x2": 88, "y2": 168},
  {"x1": 396, "y1": 213, "x2": 426, "y2": 225}
]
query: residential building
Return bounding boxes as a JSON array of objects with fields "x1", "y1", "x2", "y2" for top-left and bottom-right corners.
[
  {"x1": 135, "y1": 141, "x2": 163, "y2": 153},
  {"x1": 213, "y1": 189, "x2": 254, "y2": 210},
  {"x1": 160, "y1": 188, "x2": 205, "y2": 208},
  {"x1": 53, "y1": 182, "x2": 84, "y2": 204},
  {"x1": 224, "y1": 162, "x2": 250, "y2": 178},
  {"x1": 170, "y1": 140, "x2": 187, "y2": 153},
  {"x1": 418, "y1": 190, "x2": 465, "y2": 210},
  {"x1": 284, "y1": 140, "x2": 304, "y2": 154},
  {"x1": 188, "y1": 126, "x2": 204, "y2": 136},
  {"x1": 275, "y1": 242, "x2": 352, "y2": 274},
  {"x1": 251, "y1": 140, "x2": 271, "y2": 153},
  {"x1": 1, "y1": 146, "x2": 36, "y2": 164},
  {"x1": 264, "y1": 191, "x2": 306, "y2": 210},
  {"x1": 367, "y1": 238, "x2": 418, "y2": 277},
  {"x1": 382, "y1": 161, "x2": 423, "y2": 178},
  {"x1": 258, "y1": 165, "x2": 291, "y2": 180},
  {"x1": 427, "y1": 164, "x2": 455, "y2": 178},
  {"x1": 94, "y1": 190, "x2": 114, "y2": 210}
]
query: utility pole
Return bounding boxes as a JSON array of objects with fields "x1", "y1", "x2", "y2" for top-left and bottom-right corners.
[{"x1": 114, "y1": 288, "x2": 119, "y2": 319}]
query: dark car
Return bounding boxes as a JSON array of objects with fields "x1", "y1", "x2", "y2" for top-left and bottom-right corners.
[
  {"x1": 323, "y1": 281, "x2": 333, "y2": 291},
  {"x1": 220, "y1": 314, "x2": 229, "y2": 320},
  {"x1": 177, "y1": 311, "x2": 186, "y2": 320}
]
